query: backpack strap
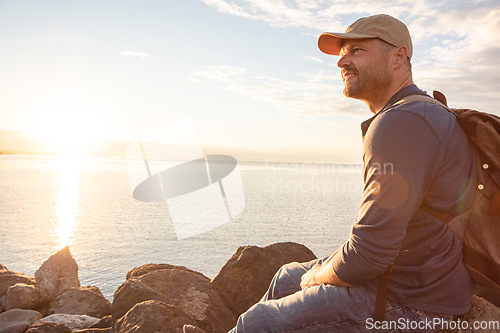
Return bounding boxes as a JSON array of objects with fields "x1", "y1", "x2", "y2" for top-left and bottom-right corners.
[
  {"x1": 374, "y1": 266, "x2": 392, "y2": 322},
  {"x1": 395, "y1": 91, "x2": 450, "y2": 111},
  {"x1": 420, "y1": 204, "x2": 455, "y2": 223}
]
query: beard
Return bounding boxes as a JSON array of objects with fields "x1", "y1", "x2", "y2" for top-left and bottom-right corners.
[{"x1": 342, "y1": 59, "x2": 392, "y2": 100}]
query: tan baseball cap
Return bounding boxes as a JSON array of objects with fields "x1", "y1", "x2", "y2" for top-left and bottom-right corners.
[{"x1": 318, "y1": 14, "x2": 413, "y2": 59}]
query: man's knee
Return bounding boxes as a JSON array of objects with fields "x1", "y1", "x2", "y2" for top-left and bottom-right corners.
[
  {"x1": 280, "y1": 260, "x2": 301, "y2": 271},
  {"x1": 274, "y1": 261, "x2": 305, "y2": 280},
  {"x1": 277, "y1": 257, "x2": 321, "y2": 277}
]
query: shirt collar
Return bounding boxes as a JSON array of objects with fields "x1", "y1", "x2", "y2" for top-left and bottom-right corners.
[{"x1": 382, "y1": 84, "x2": 426, "y2": 112}]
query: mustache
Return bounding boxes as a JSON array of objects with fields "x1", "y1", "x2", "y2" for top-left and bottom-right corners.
[{"x1": 341, "y1": 66, "x2": 358, "y2": 78}]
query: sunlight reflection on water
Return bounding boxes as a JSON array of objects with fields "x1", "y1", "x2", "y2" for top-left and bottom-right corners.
[{"x1": 52, "y1": 155, "x2": 79, "y2": 251}]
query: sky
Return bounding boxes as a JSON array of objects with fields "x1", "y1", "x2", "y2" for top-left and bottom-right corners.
[{"x1": 0, "y1": 0, "x2": 499, "y2": 163}]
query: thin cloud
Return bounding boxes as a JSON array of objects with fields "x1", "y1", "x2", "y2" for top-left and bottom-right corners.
[
  {"x1": 191, "y1": 65, "x2": 366, "y2": 118},
  {"x1": 191, "y1": 65, "x2": 247, "y2": 82},
  {"x1": 119, "y1": 51, "x2": 151, "y2": 58},
  {"x1": 412, "y1": 7, "x2": 500, "y2": 114},
  {"x1": 200, "y1": 0, "x2": 420, "y2": 30},
  {"x1": 303, "y1": 56, "x2": 324, "y2": 63}
]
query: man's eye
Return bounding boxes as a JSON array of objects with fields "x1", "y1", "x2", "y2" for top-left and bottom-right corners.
[{"x1": 352, "y1": 48, "x2": 361, "y2": 53}]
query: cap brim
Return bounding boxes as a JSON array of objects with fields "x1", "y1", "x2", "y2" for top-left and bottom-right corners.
[{"x1": 318, "y1": 32, "x2": 377, "y2": 55}]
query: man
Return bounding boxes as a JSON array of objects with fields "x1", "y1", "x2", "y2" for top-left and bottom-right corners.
[{"x1": 185, "y1": 14, "x2": 477, "y2": 332}]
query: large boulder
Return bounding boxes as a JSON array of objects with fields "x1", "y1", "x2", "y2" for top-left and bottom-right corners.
[
  {"x1": 35, "y1": 247, "x2": 80, "y2": 298},
  {"x1": 0, "y1": 268, "x2": 35, "y2": 313},
  {"x1": 126, "y1": 263, "x2": 193, "y2": 280},
  {"x1": 474, "y1": 285, "x2": 500, "y2": 308},
  {"x1": 48, "y1": 286, "x2": 111, "y2": 318},
  {"x1": 0, "y1": 268, "x2": 35, "y2": 298},
  {"x1": 211, "y1": 242, "x2": 317, "y2": 317},
  {"x1": 35, "y1": 314, "x2": 100, "y2": 331},
  {"x1": 89, "y1": 315, "x2": 113, "y2": 329},
  {"x1": 25, "y1": 322, "x2": 71, "y2": 333},
  {"x1": 2, "y1": 283, "x2": 49, "y2": 311},
  {"x1": 112, "y1": 279, "x2": 161, "y2": 320},
  {"x1": 439, "y1": 295, "x2": 500, "y2": 333},
  {"x1": 113, "y1": 300, "x2": 196, "y2": 333},
  {"x1": 112, "y1": 268, "x2": 235, "y2": 332},
  {"x1": 0, "y1": 309, "x2": 42, "y2": 333}
]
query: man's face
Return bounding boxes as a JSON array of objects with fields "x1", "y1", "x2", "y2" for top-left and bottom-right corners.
[{"x1": 337, "y1": 39, "x2": 393, "y2": 101}]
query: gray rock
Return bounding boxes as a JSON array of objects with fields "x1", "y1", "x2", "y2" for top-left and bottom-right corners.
[
  {"x1": 36, "y1": 314, "x2": 100, "y2": 330},
  {"x1": 113, "y1": 300, "x2": 194, "y2": 333},
  {"x1": 25, "y1": 322, "x2": 71, "y2": 333},
  {"x1": 35, "y1": 247, "x2": 80, "y2": 298},
  {"x1": 0, "y1": 309, "x2": 42, "y2": 333},
  {"x1": 112, "y1": 268, "x2": 235, "y2": 332},
  {"x1": 49, "y1": 286, "x2": 111, "y2": 318},
  {"x1": 211, "y1": 242, "x2": 317, "y2": 317},
  {"x1": 2, "y1": 283, "x2": 49, "y2": 311}
]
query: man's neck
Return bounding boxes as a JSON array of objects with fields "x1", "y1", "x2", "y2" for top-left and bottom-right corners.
[{"x1": 365, "y1": 77, "x2": 414, "y2": 114}]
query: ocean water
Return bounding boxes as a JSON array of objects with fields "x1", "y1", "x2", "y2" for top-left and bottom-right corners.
[{"x1": 0, "y1": 155, "x2": 363, "y2": 301}]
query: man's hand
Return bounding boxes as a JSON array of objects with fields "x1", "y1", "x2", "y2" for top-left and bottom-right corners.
[
  {"x1": 300, "y1": 262, "x2": 328, "y2": 289},
  {"x1": 300, "y1": 251, "x2": 354, "y2": 289}
]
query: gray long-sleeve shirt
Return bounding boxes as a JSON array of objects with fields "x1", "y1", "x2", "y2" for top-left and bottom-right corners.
[{"x1": 331, "y1": 84, "x2": 476, "y2": 315}]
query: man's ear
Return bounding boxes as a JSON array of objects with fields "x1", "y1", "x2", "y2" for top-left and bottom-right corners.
[{"x1": 394, "y1": 46, "x2": 409, "y2": 66}]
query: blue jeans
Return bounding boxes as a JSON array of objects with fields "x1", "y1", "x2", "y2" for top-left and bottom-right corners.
[{"x1": 228, "y1": 257, "x2": 453, "y2": 332}]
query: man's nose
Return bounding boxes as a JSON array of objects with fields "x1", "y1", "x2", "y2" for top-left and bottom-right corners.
[{"x1": 337, "y1": 54, "x2": 350, "y2": 68}]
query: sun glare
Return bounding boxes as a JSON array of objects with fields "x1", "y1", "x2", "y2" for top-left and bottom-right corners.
[{"x1": 29, "y1": 104, "x2": 107, "y2": 156}]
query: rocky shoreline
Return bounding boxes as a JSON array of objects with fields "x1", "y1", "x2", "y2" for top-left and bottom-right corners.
[{"x1": 1, "y1": 243, "x2": 499, "y2": 333}]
